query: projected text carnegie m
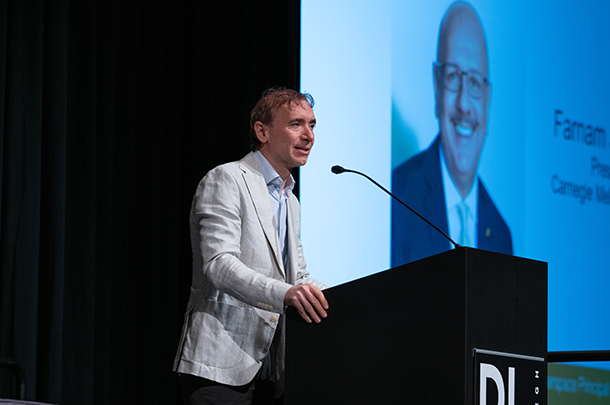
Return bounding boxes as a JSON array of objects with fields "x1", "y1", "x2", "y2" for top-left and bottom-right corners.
[{"x1": 555, "y1": 110, "x2": 607, "y2": 149}]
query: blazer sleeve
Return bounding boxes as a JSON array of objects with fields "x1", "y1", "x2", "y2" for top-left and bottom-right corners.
[{"x1": 191, "y1": 165, "x2": 292, "y2": 313}]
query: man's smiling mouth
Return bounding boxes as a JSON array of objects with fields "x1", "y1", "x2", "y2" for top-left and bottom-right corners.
[{"x1": 455, "y1": 124, "x2": 473, "y2": 137}]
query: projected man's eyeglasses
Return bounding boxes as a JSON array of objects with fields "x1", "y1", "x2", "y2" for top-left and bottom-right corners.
[{"x1": 435, "y1": 62, "x2": 488, "y2": 99}]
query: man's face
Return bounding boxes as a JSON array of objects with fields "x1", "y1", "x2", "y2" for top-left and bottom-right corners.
[
  {"x1": 256, "y1": 100, "x2": 316, "y2": 179},
  {"x1": 435, "y1": 20, "x2": 489, "y2": 184}
]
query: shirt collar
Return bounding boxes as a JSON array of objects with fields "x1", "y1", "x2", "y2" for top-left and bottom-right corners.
[{"x1": 253, "y1": 150, "x2": 295, "y2": 194}]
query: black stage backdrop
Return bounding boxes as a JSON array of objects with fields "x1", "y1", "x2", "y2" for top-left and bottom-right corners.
[{"x1": 0, "y1": 0, "x2": 300, "y2": 403}]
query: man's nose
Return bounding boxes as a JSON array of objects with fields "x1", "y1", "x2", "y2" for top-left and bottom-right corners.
[
  {"x1": 303, "y1": 126, "x2": 314, "y2": 141},
  {"x1": 456, "y1": 75, "x2": 472, "y2": 113}
]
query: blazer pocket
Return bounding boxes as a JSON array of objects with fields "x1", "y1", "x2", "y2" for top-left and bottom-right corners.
[{"x1": 186, "y1": 300, "x2": 252, "y2": 369}]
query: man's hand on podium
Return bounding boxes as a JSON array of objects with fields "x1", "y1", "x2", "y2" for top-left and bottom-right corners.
[{"x1": 284, "y1": 284, "x2": 329, "y2": 324}]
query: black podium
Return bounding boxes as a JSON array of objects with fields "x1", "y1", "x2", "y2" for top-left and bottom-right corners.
[{"x1": 285, "y1": 247, "x2": 547, "y2": 404}]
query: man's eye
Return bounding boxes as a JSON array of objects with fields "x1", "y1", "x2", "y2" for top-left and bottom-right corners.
[{"x1": 446, "y1": 72, "x2": 459, "y2": 84}]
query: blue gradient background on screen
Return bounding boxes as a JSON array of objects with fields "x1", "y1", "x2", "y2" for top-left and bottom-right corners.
[{"x1": 300, "y1": 0, "x2": 610, "y2": 360}]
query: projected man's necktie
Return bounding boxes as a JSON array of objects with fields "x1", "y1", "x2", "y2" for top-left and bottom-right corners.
[{"x1": 457, "y1": 200, "x2": 470, "y2": 246}]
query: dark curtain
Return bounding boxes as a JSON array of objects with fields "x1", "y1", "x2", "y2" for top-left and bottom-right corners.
[{"x1": 0, "y1": 0, "x2": 300, "y2": 403}]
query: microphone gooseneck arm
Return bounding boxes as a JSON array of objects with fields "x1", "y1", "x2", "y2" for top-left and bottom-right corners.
[{"x1": 331, "y1": 165, "x2": 461, "y2": 249}]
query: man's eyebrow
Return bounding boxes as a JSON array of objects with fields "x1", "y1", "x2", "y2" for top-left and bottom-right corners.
[{"x1": 290, "y1": 117, "x2": 316, "y2": 124}]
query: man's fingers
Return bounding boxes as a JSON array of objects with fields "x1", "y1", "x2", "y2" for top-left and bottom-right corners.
[
  {"x1": 295, "y1": 302, "x2": 312, "y2": 323},
  {"x1": 303, "y1": 298, "x2": 322, "y2": 324},
  {"x1": 312, "y1": 287, "x2": 329, "y2": 310},
  {"x1": 302, "y1": 286, "x2": 328, "y2": 322},
  {"x1": 285, "y1": 284, "x2": 328, "y2": 323},
  {"x1": 306, "y1": 296, "x2": 327, "y2": 323},
  {"x1": 293, "y1": 291, "x2": 320, "y2": 323}
]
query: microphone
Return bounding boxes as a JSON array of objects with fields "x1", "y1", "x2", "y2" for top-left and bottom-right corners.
[
  {"x1": 331, "y1": 165, "x2": 461, "y2": 249},
  {"x1": 331, "y1": 165, "x2": 345, "y2": 174}
]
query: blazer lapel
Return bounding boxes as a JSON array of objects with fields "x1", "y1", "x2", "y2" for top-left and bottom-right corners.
[
  {"x1": 240, "y1": 153, "x2": 285, "y2": 277},
  {"x1": 284, "y1": 198, "x2": 299, "y2": 285}
]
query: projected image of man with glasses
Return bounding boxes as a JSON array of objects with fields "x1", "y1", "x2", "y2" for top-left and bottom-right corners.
[
  {"x1": 391, "y1": 1, "x2": 512, "y2": 266},
  {"x1": 433, "y1": 3, "x2": 490, "y2": 200}
]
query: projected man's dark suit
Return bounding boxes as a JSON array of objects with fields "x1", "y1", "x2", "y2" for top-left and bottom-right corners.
[{"x1": 391, "y1": 136, "x2": 512, "y2": 266}]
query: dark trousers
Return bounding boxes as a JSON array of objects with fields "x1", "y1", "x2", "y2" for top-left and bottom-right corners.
[{"x1": 179, "y1": 373, "x2": 283, "y2": 405}]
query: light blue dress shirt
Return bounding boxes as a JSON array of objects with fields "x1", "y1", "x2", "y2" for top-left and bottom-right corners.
[{"x1": 253, "y1": 150, "x2": 295, "y2": 268}]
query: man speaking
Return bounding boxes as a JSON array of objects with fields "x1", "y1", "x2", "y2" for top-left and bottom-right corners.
[
  {"x1": 174, "y1": 88, "x2": 328, "y2": 404},
  {"x1": 392, "y1": 1, "x2": 512, "y2": 266}
]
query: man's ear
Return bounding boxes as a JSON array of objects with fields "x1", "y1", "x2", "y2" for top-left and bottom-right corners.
[
  {"x1": 254, "y1": 121, "x2": 268, "y2": 145},
  {"x1": 433, "y1": 63, "x2": 442, "y2": 120}
]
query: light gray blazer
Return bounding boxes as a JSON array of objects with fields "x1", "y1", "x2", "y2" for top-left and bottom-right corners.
[{"x1": 173, "y1": 152, "x2": 325, "y2": 386}]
